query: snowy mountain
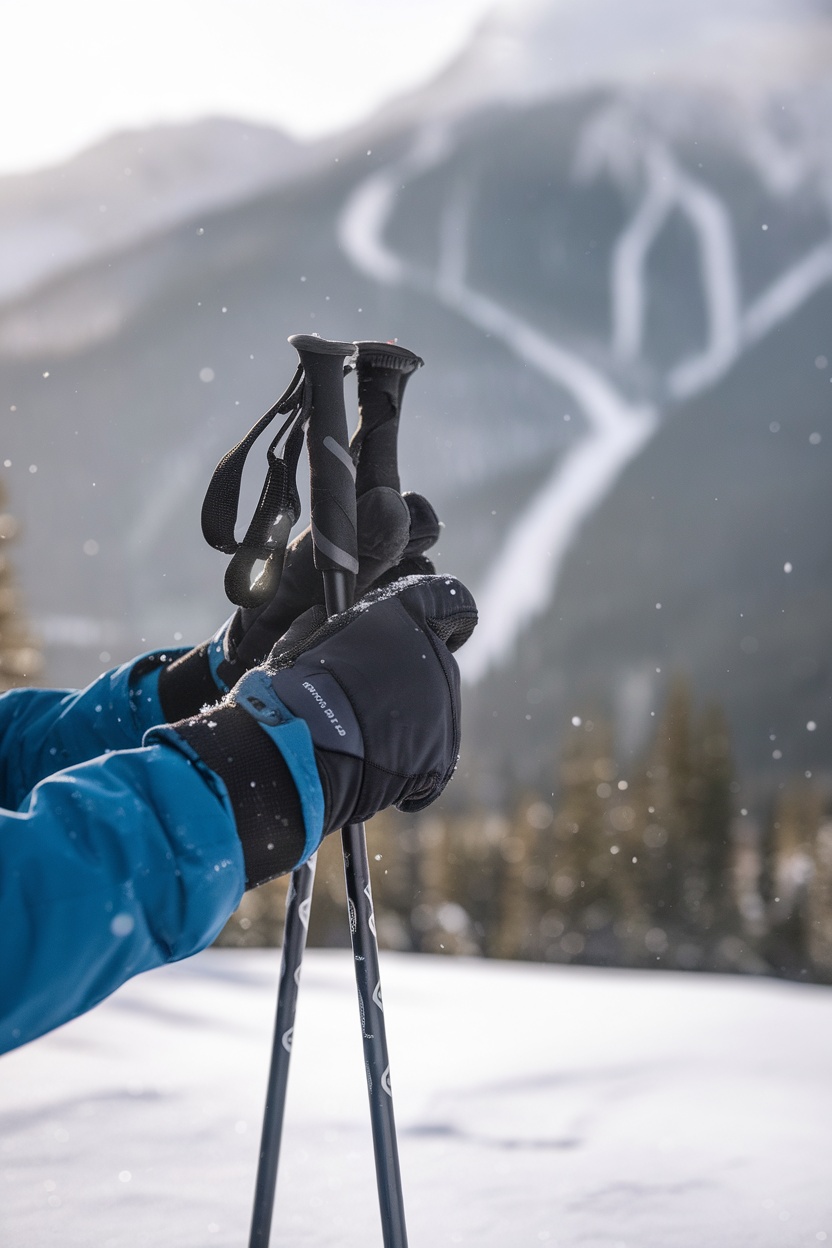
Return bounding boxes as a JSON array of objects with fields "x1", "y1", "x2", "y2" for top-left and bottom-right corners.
[
  {"x1": 3, "y1": 948, "x2": 831, "y2": 1247},
  {"x1": 0, "y1": 117, "x2": 309, "y2": 312},
  {"x1": 2, "y1": 0, "x2": 831, "y2": 794},
  {"x1": 386, "y1": 0, "x2": 832, "y2": 123}
]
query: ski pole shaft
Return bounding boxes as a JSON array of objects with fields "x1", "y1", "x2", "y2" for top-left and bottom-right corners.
[
  {"x1": 293, "y1": 334, "x2": 410, "y2": 1248},
  {"x1": 341, "y1": 819, "x2": 408, "y2": 1247},
  {"x1": 248, "y1": 856, "x2": 316, "y2": 1248}
]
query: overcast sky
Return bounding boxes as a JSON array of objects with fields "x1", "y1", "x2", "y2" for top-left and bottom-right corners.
[{"x1": 0, "y1": 0, "x2": 498, "y2": 176}]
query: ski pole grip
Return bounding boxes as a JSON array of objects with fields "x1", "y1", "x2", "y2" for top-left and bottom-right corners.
[
  {"x1": 352, "y1": 342, "x2": 423, "y2": 496},
  {"x1": 289, "y1": 334, "x2": 359, "y2": 595}
]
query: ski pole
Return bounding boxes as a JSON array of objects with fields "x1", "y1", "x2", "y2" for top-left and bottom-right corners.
[
  {"x1": 294, "y1": 334, "x2": 418, "y2": 1248},
  {"x1": 337, "y1": 341, "x2": 423, "y2": 1248},
  {"x1": 248, "y1": 336, "x2": 357, "y2": 1248}
]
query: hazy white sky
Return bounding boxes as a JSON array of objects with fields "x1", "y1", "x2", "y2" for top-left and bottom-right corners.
[{"x1": 0, "y1": 0, "x2": 498, "y2": 176}]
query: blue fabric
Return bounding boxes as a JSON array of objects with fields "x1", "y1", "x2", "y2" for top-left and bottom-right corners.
[
  {"x1": 223, "y1": 667, "x2": 326, "y2": 863},
  {"x1": 0, "y1": 649, "x2": 187, "y2": 808},
  {"x1": 206, "y1": 617, "x2": 235, "y2": 693},
  {"x1": 0, "y1": 648, "x2": 321, "y2": 1054}
]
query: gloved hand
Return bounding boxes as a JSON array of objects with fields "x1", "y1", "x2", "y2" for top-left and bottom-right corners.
[
  {"x1": 157, "y1": 488, "x2": 441, "y2": 721},
  {"x1": 157, "y1": 574, "x2": 477, "y2": 887}
]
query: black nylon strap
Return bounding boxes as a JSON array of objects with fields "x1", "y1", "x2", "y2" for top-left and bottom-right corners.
[
  {"x1": 201, "y1": 366, "x2": 307, "y2": 608},
  {"x1": 201, "y1": 367, "x2": 303, "y2": 555}
]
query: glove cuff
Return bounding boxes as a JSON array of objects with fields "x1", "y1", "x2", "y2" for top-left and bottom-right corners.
[
  {"x1": 170, "y1": 704, "x2": 306, "y2": 887},
  {"x1": 157, "y1": 625, "x2": 230, "y2": 721},
  {"x1": 153, "y1": 670, "x2": 325, "y2": 888}
]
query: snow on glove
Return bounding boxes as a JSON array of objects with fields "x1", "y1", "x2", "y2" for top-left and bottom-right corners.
[
  {"x1": 156, "y1": 574, "x2": 476, "y2": 888},
  {"x1": 157, "y1": 488, "x2": 441, "y2": 721}
]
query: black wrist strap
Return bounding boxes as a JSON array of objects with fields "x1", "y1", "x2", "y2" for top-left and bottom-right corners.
[{"x1": 173, "y1": 704, "x2": 305, "y2": 887}]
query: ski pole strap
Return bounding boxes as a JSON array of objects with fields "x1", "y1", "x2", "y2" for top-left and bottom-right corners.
[
  {"x1": 201, "y1": 367, "x2": 307, "y2": 608},
  {"x1": 351, "y1": 342, "x2": 423, "y2": 496}
]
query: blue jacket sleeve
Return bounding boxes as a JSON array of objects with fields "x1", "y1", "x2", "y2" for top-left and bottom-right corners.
[
  {"x1": 0, "y1": 649, "x2": 326, "y2": 1054},
  {"x1": 0, "y1": 649, "x2": 186, "y2": 808},
  {"x1": 0, "y1": 736, "x2": 246, "y2": 1054}
]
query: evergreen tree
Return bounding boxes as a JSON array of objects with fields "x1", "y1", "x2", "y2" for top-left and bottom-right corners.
[
  {"x1": 764, "y1": 783, "x2": 820, "y2": 977},
  {"x1": 635, "y1": 677, "x2": 695, "y2": 955},
  {"x1": 493, "y1": 794, "x2": 542, "y2": 960},
  {"x1": 542, "y1": 715, "x2": 616, "y2": 963},
  {"x1": 0, "y1": 483, "x2": 42, "y2": 690},
  {"x1": 689, "y1": 702, "x2": 735, "y2": 939},
  {"x1": 373, "y1": 811, "x2": 481, "y2": 956},
  {"x1": 600, "y1": 767, "x2": 651, "y2": 965},
  {"x1": 449, "y1": 810, "x2": 506, "y2": 957},
  {"x1": 807, "y1": 820, "x2": 832, "y2": 982},
  {"x1": 625, "y1": 680, "x2": 738, "y2": 968}
]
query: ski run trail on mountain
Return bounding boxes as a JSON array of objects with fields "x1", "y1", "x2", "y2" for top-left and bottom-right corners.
[
  {"x1": 3, "y1": 948, "x2": 831, "y2": 1247},
  {"x1": 339, "y1": 121, "x2": 832, "y2": 681}
]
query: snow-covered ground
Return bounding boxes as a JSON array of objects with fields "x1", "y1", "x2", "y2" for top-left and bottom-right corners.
[{"x1": 2, "y1": 950, "x2": 831, "y2": 1247}]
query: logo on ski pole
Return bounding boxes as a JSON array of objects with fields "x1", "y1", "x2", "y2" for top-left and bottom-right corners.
[
  {"x1": 364, "y1": 884, "x2": 376, "y2": 935},
  {"x1": 282, "y1": 1028, "x2": 293, "y2": 1053}
]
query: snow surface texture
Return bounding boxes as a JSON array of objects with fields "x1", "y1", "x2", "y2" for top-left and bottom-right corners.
[{"x1": 2, "y1": 950, "x2": 831, "y2": 1247}]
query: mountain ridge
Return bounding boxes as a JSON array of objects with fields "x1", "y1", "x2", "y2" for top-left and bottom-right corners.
[{"x1": 0, "y1": 116, "x2": 314, "y2": 310}]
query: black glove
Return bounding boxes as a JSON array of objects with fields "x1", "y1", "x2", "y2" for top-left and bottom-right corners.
[
  {"x1": 161, "y1": 574, "x2": 477, "y2": 887},
  {"x1": 157, "y1": 488, "x2": 441, "y2": 721}
]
